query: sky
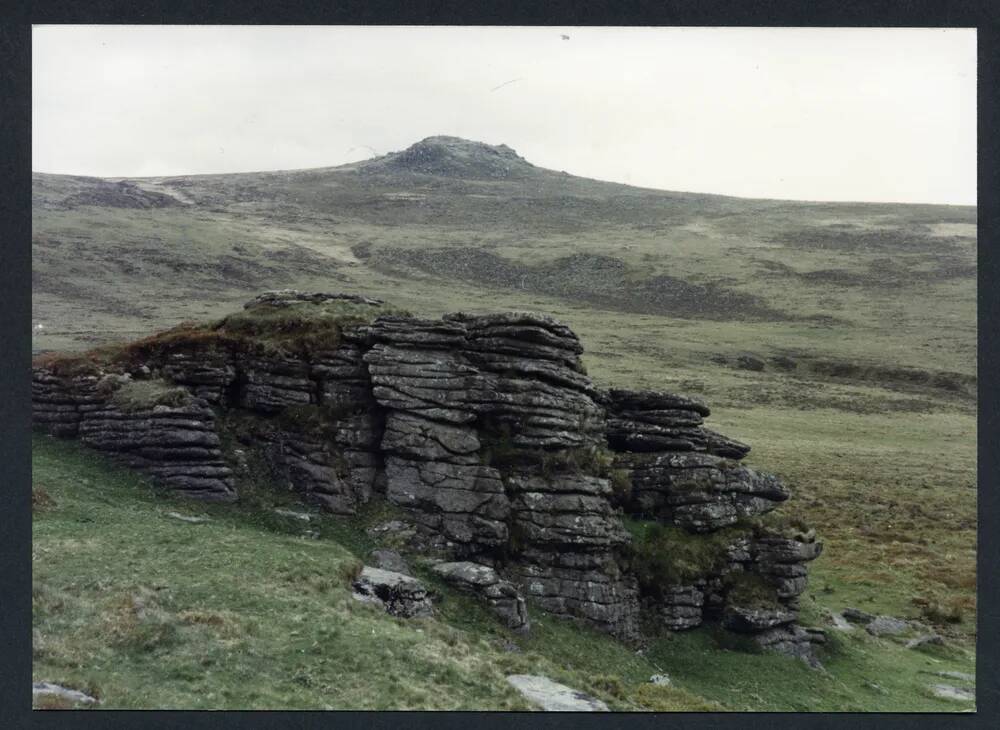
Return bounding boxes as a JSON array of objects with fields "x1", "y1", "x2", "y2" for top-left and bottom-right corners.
[{"x1": 32, "y1": 25, "x2": 977, "y2": 205}]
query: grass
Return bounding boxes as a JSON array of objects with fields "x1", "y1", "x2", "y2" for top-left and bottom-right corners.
[
  {"x1": 624, "y1": 519, "x2": 753, "y2": 590},
  {"x1": 32, "y1": 434, "x2": 976, "y2": 711},
  {"x1": 110, "y1": 379, "x2": 193, "y2": 412}
]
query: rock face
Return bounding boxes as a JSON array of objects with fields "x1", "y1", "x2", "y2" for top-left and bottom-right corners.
[
  {"x1": 31, "y1": 291, "x2": 820, "y2": 651},
  {"x1": 363, "y1": 311, "x2": 637, "y2": 638},
  {"x1": 32, "y1": 370, "x2": 236, "y2": 500},
  {"x1": 603, "y1": 386, "x2": 822, "y2": 662}
]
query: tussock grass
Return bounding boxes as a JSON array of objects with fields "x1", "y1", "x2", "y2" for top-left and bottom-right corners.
[
  {"x1": 625, "y1": 520, "x2": 752, "y2": 590},
  {"x1": 110, "y1": 379, "x2": 193, "y2": 412}
]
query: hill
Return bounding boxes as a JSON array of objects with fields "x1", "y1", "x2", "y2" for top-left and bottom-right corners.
[{"x1": 31, "y1": 136, "x2": 977, "y2": 710}]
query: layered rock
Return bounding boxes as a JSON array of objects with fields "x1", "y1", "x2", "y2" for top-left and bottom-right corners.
[
  {"x1": 31, "y1": 291, "x2": 821, "y2": 650},
  {"x1": 31, "y1": 368, "x2": 104, "y2": 437},
  {"x1": 363, "y1": 312, "x2": 637, "y2": 636},
  {"x1": 32, "y1": 371, "x2": 235, "y2": 500},
  {"x1": 604, "y1": 386, "x2": 822, "y2": 662},
  {"x1": 504, "y1": 472, "x2": 639, "y2": 637}
]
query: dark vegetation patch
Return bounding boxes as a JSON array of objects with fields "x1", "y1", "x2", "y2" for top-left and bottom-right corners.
[
  {"x1": 755, "y1": 255, "x2": 975, "y2": 289},
  {"x1": 711, "y1": 351, "x2": 975, "y2": 402},
  {"x1": 768, "y1": 224, "x2": 973, "y2": 255},
  {"x1": 61, "y1": 180, "x2": 181, "y2": 210},
  {"x1": 479, "y1": 424, "x2": 616, "y2": 479},
  {"x1": 804, "y1": 360, "x2": 975, "y2": 400},
  {"x1": 623, "y1": 512, "x2": 811, "y2": 601},
  {"x1": 371, "y1": 247, "x2": 795, "y2": 322},
  {"x1": 724, "y1": 573, "x2": 783, "y2": 610},
  {"x1": 32, "y1": 485, "x2": 57, "y2": 512},
  {"x1": 623, "y1": 520, "x2": 754, "y2": 591}
]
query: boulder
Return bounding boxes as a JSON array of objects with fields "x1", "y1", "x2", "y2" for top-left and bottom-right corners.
[
  {"x1": 369, "y1": 548, "x2": 411, "y2": 574},
  {"x1": 351, "y1": 566, "x2": 433, "y2": 618},
  {"x1": 722, "y1": 605, "x2": 798, "y2": 633},
  {"x1": 928, "y1": 684, "x2": 975, "y2": 702},
  {"x1": 865, "y1": 615, "x2": 911, "y2": 637},
  {"x1": 432, "y1": 561, "x2": 529, "y2": 631},
  {"x1": 33, "y1": 682, "x2": 99, "y2": 706},
  {"x1": 505, "y1": 675, "x2": 609, "y2": 712}
]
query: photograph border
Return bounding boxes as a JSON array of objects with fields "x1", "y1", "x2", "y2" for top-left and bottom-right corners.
[{"x1": 3, "y1": 2, "x2": 997, "y2": 728}]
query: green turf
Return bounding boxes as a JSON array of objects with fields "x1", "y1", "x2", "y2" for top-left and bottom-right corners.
[{"x1": 32, "y1": 435, "x2": 975, "y2": 711}]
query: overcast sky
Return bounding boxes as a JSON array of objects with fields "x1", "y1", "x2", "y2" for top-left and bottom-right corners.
[{"x1": 33, "y1": 25, "x2": 976, "y2": 205}]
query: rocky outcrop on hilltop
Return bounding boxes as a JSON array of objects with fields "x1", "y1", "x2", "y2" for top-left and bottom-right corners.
[
  {"x1": 31, "y1": 290, "x2": 821, "y2": 659},
  {"x1": 365, "y1": 136, "x2": 537, "y2": 179}
]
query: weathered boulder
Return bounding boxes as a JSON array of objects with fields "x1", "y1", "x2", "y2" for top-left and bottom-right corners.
[
  {"x1": 432, "y1": 561, "x2": 529, "y2": 630},
  {"x1": 369, "y1": 548, "x2": 411, "y2": 574},
  {"x1": 351, "y1": 566, "x2": 433, "y2": 618},
  {"x1": 33, "y1": 682, "x2": 99, "y2": 707},
  {"x1": 866, "y1": 615, "x2": 911, "y2": 637},
  {"x1": 505, "y1": 675, "x2": 609, "y2": 712},
  {"x1": 722, "y1": 604, "x2": 798, "y2": 632},
  {"x1": 751, "y1": 624, "x2": 824, "y2": 667}
]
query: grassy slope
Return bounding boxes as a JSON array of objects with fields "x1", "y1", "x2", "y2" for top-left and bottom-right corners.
[
  {"x1": 32, "y1": 435, "x2": 975, "y2": 711},
  {"x1": 30, "y1": 142, "x2": 977, "y2": 709}
]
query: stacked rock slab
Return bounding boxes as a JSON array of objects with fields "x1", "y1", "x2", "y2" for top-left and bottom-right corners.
[
  {"x1": 364, "y1": 311, "x2": 638, "y2": 638},
  {"x1": 31, "y1": 292, "x2": 821, "y2": 650},
  {"x1": 236, "y1": 326, "x2": 383, "y2": 514},
  {"x1": 603, "y1": 388, "x2": 822, "y2": 660},
  {"x1": 31, "y1": 370, "x2": 236, "y2": 500}
]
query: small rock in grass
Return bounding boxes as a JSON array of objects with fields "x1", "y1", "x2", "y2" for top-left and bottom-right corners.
[
  {"x1": 863, "y1": 681, "x2": 888, "y2": 695},
  {"x1": 932, "y1": 670, "x2": 974, "y2": 683},
  {"x1": 929, "y1": 684, "x2": 974, "y2": 702},
  {"x1": 906, "y1": 634, "x2": 945, "y2": 650},
  {"x1": 649, "y1": 674, "x2": 672, "y2": 686},
  {"x1": 274, "y1": 508, "x2": 312, "y2": 521},
  {"x1": 865, "y1": 615, "x2": 911, "y2": 637},
  {"x1": 351, "y1": 566, "x2": 433, "y2": 618},
  {"x1": 166, "y1": 511, "x2": 209, "y2": 524},
  {"x1": 828, "y1": 612, "x2": 854, "y2": 631},
  {"x1": 33, "y1": 682, "x2": 98, "y2": 706},
  {"x1": 506, "y1": 675, "x2": 609, "y2": 712},
  {"x1": 842, "y1": 607, "x2": 876, "y2": 625}
]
